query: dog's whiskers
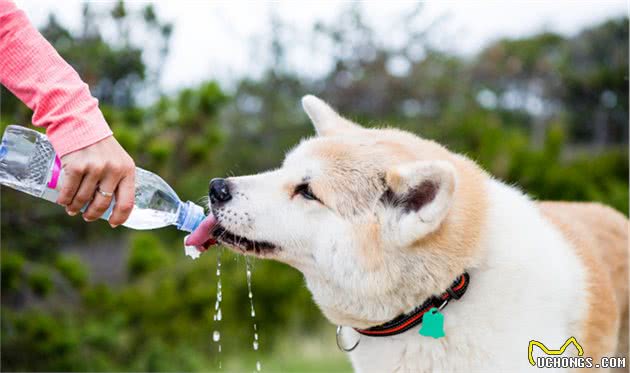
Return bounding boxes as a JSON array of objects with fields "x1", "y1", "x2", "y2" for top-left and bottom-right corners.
[{"x1": 216, "y1": 229, "x2": 229, "y2": 244}]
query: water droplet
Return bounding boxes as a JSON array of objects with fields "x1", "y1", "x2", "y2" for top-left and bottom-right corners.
[
  {"x1": 256, "y1": 361, "x2": 261, "y2": 371},
  {"x1": 218, "y1": 345, "x2": 222, "y2": 352},
  {"x1": 248, "y1": 291, "x2": 253, "y2": 299},
  {"x1": 213, "y1": 330, "x2": 221, "y2": 342},
  {"x1": 217, "y1": 309, "x2": 222, "y2": 321},
  {"x1": 251, "y1": 309, "x2": 256, "y2": 317},
  {"x1": 216, "y1": 269, "x2": 221, "y2": 276},
  {"x1": 253, "y1": 341, "x2": 259, "y2": 350},
  {"x1": 254, "y1": 333, "x2": 258, "y2": 340}
]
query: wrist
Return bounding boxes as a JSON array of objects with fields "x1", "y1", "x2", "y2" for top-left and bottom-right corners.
[{"x1": 46, "y1": 114, "x2": 113, "y2": 157}]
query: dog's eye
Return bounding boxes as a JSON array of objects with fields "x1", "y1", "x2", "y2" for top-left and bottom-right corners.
[{"x1": 295, "y1": 183, "x2": 319, "y2": 201}]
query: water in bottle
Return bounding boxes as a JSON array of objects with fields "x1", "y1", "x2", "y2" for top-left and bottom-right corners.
[{"x1": 0, "y1": 125, "x2": 210, "y2": 233}]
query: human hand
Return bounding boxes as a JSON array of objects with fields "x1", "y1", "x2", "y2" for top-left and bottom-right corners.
[{"x1": 57, "y1": 136, "x2": 136, "y2": 227}]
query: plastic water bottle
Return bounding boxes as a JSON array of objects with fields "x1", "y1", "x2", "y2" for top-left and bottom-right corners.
[{"x1": 0, "y1": 125, "x2": 205, "y2": 232}]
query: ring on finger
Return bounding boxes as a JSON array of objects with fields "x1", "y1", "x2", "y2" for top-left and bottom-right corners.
[{"x1": 96, "y1": 186, "x2": 114, "y2": 198}]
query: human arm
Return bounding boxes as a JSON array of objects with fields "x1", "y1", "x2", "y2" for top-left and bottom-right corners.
[{"x1": 0, "y1": 0, "x2": 135, "y2": 225}]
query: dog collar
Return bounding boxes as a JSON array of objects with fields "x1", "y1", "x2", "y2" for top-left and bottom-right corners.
[{"x1": 354, "y1": 272, "x2": 470, "y2": 337}]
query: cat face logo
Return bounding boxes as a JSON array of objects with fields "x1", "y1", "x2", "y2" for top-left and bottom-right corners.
[{"x1": 528, "y1": 337, "x2": 584, "y2": 366}]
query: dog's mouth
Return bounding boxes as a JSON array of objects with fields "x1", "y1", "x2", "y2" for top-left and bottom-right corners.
[
  {"x1": 212, "y1": 225, "x2": 277, "y2": 254},
  {"x1": 183, "y1": 212, "x2": 278, "y2": 256}
]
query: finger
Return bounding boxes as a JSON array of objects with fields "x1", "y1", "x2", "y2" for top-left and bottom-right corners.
[
  {"x1": 57, "y1": 165, "x2": 85, "y2": 208},
  {"x1": 82, "y1": 174, "x2": 120, "y2": 222},
  {"x1": 108, "y1": 172, "x2": 135, "y2": 227},
  {"x1": 66, "y1": 168, "x2": 103, "y2": 214}
]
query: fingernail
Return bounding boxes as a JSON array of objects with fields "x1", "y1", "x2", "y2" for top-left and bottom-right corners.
[
  {"x1": 110, "y1": 223, "x2": 119, "y2": 228},
  {"x1": 83, "y1": 215, "x2": 94, "y2": 222},
  {"x1": 67, "y1": 210, "x2": 77, "y2": 216}
]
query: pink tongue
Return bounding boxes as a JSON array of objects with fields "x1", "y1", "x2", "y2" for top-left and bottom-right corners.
[{"x1": 185, "y1": 214, "x2": 218, "y2": 247}]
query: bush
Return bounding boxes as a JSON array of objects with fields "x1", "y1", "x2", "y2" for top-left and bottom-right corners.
[
  {"x1": 127, "y1": 233, "x2": 169, "y2": 279},
  {"x1": 55, "y1": 254, "x2": 88, "y2": 289},
  {"x1": 27, "y1": 269, "x2": 53, "y2": 297},
  {"x1": 1, "y1": 251, "x2": 24, "y2": 292}
]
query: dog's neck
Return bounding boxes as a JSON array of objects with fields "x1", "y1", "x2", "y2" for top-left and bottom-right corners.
[
  {"x1": 353, "y1": 272, "x2": 470, "y2": 337},
  {"x1": 304, "y1": 253, "x2": 472, "y2": 329}
]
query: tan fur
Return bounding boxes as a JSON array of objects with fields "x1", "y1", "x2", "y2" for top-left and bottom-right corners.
[
  {"x1": 282, "y1": 181, "x2": 296, "y2": 198},
  {"x1": 539, "y1": 202, "x2": 629, "y2": 363},
  {"x1": 385, "y1": 168, "x2": 403, "y2": 191},
  {"x1": 354, "y1": 218, "x2": 385, "y2": 271},
  {"x1": 310, "y1": 127, "x2": 489, "y2": 295},
  {"x1": 374, "y1": 139, "x2": 418, "y2": 162},
  {"x1": 417, "y1": 153, "x2": 489, "y2": 286}
]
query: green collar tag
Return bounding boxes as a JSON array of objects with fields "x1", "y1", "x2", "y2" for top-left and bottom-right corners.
[{"x1": 419, "y1": 307, "x2": 445, "y2": 339}]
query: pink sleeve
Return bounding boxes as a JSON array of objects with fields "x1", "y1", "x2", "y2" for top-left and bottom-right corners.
[{"x1": 0, "y1": 0, "x2": 112, "y2": 157}]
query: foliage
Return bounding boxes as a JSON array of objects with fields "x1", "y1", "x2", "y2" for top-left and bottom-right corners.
[
  {"x1": 1, "y1": 251, "x2": 24, "y2": 292},
  {"x1": 27, "y1": 268, "x2": 53, "y2": 297},
  {"x1": 55, "y1": 254, "x2": 88, "y2": 289},
  {"x1": 0, "y1": 3, "x2": 627, "y2": 372},
  {"x1": 127, "y1": 233, "x2": 168, "y2": 278}
]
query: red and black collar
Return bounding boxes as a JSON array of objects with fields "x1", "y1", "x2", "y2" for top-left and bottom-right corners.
[{"x1": 354, "y1": 272, "x2": 470, "y2": 337}]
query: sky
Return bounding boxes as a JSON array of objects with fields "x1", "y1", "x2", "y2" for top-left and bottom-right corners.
[{"x1": 14, "y1": 0, "x2": 629, "y2": 93}]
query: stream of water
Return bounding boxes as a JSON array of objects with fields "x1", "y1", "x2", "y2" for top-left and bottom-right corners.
[
  {"x1": 212, "y1": 251, "x2": 223, "y2": 369},
  {"x1": 246, "y1": 257, "x2": 261, "y2": 372},
  {"x1": 210, "y1": 253, "x2": 261, "y2": 371}
]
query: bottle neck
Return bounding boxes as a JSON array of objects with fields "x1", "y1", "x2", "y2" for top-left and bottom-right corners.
[{"x1": 176, "y1": 201, "x2": 206, "y2": 232}]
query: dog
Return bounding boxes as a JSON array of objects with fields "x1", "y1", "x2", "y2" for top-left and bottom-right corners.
[{"x1": 192, "y1": 95, "x2": 629, "y2": 372}]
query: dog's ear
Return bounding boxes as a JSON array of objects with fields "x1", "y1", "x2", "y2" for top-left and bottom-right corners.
[
  {"x1": 384, "y1": 160, "x2": 456, "y2": 245},
  {"x1": 301, "y1": 95, "x2": 358, "y2": 136}
]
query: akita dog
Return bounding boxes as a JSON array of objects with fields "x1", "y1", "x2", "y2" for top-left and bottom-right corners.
[{"x1": 186, "y1": 95, "x2": 628, "y2": 372}]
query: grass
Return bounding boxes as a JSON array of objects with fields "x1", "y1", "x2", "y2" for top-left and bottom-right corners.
[{"x1": 209, "y1": 328, "x2": 353, "y2": 372}]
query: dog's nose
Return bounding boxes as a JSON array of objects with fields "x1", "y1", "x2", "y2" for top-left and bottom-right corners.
[{"x1": 209, "y1": 178, "x2": 232, "y2": 204}]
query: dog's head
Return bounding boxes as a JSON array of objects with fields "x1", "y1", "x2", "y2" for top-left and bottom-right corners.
[{"x1": 209, "y1": 95, "x2": 487, "y2": 327}]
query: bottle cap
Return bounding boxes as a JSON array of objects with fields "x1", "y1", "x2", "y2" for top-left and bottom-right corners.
[{"x1": 177, "y1": 201, "x2": 206, "y2": 232}]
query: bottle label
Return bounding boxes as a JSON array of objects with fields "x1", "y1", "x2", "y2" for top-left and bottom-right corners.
[
  {"x1": 41, "y1": 156, "x2": 63, "y2": 203},
  {"x1": 47, "y1": 156, "x2": 62, "y2": 189}
]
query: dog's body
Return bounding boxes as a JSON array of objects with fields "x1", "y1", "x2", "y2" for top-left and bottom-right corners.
[
  {"x1": 341, "y1": 185, "x2": 628, "y2": 372},
  {"x1": 207, "y1": 96, "x2": 628, "y2": 372}
]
